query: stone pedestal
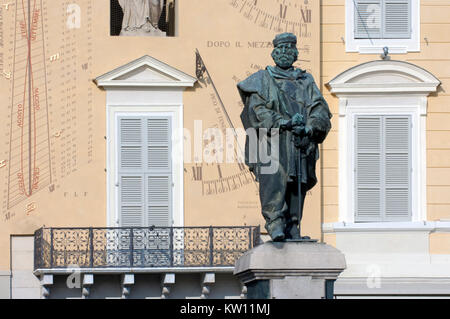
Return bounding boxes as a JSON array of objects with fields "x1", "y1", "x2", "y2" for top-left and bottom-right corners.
[{"x1": 234, "y1": 241, "x2": 346, "y2": 299}]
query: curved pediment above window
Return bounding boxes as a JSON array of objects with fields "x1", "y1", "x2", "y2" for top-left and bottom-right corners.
[
  {"x1": 327, "y1": 60, "x2": 440, "y2": 95},
  {"x1": 95, "y1": 55, "x2": 197, "y2": 88}
]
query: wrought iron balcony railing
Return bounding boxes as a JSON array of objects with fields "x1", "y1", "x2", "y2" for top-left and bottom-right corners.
[{"x1": 34, "y1": 226, "x2": 260, "y2": 270}]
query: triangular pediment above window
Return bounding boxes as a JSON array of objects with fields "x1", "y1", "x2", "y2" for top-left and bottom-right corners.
[
  {"x1": 327, "y1": 60, "x2": 440, "y2": 94},
  {"x1": 95, "y1": 55, "x2": 197, "y2": 88}
]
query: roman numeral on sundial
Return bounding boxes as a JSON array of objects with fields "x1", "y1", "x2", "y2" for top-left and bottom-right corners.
[
  {"x1": 192, "y1": 165, "x2": 203, "y2": 181},
  {"x1": 280, "y1": 4, "x2": 287, "y2": 19}
]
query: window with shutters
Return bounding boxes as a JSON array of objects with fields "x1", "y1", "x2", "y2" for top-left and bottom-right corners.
[
  {"x1": 95, "y1": 55, "x2": 196, "y2": 228},
  {"x1": 327, "y1": 60, "x2": 440, "y2": 227},
  {"x1": 354, "y1": 115, "x2": 411, "y2": 222},
  {"x1": 118, "y1": 116, "x2": 172, "y2": 227},
  {"x1": 346, "y1": 0, "x2": 419, "y2": 53},
  {"x1": 354, "y1": 0, "x2": 411, "y2": 39}
]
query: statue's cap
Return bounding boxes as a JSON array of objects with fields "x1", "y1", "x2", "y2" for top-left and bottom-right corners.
[{"x1": 273, "y1": 33, "x2": 297, "y2": 47}]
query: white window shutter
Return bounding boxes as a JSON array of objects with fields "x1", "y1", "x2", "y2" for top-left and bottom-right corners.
[
  {"x1": 355, "y1": 116, "x2": 382, "y2": 221},
  {"x1": 119, "y1": 118, "x2": 143, "y2": 170},
  {"x1": 118, "y1": 116, "x2": 172, "y2": 227},
  {"x1": 354, "y1": 115, "x2": 411, "y2": 222},
  {"x1": 147, "y1": 118, "x2": 171, "y2": 171},
  {"x1": 147, "y1": 176, "x2": 171, "y2": 227},
  {"x1": 146, "y1": 117, "x2": 172, "y2": 227},
  {"x1": 120, "y1": 175, "x2": 145, "y2": 227},
  {"x1": 354, "y1": 0, "x2": 382, "y2": 39},
  {"x1": 119, "y1": 118, "x2": 145, "y2": 226},
  {"x1": 384, "y1": 117, "x2": 411, "y2": 220},
  {"x1": 383, "y1": 0, "x2": 411, "y2": 39}
]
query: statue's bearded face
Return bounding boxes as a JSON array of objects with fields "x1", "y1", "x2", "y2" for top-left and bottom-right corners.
[{"x1": 271, "y1": 43, "x2": 298, "y2": 69}]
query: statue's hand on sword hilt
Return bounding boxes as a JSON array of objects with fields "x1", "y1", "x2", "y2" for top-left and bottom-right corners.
[
  {"x1": 280, "y1": 113, "x2": 312, "y2": 137},
  {"x1": 293, "y1": 124, "x2": 313, "y2": 150},
  {"x1": 280, "y1": 113, "x2": 303, "y2": 132},
  {"x1": 283, "y1": 113, "x2": 313, "y2": 150},
  {"x1": 292, "y1": 125, "x2": 312, "y2": 138}
]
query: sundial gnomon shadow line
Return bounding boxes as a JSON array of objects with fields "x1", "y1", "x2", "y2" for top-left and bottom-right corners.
[{"x1": 194, "y1": 50, "x2": 258, "y2": 196}]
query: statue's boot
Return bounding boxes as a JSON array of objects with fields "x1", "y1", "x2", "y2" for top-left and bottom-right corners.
[
  {"x1": 266, "y1": 218, "x2": 285, "y2": 242},
  {"x1": 271, "y1": 229, "x2": 285, "y2": 242},
  {"x1": 285, "y1": 221, "x2": 312, "y2": 240},
  {"x1": 285, "y1": 222, "x2": 301, "y2": 240}
]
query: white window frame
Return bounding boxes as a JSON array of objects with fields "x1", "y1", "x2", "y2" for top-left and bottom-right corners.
[
  {"x1": 109, "y1": 105, "x2": 183, "y2": 228},
  {"x1": 345, "y1": 0, "x2": 420, "y2": 53},
  {"x1": 95, "y1": 55, "x2": 197, "y2": 228},
  {"x1": 115, "y1": 111, "x2": 175, "y2": 227},
  {"x1": 327, "y1": 60, "x2": 440, "y2": 229},
  {"x1": 348, "y1": 105, "x2": 417, "y2": 223}
]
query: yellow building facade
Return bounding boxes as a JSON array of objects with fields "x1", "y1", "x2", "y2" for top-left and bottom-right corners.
[
  {"x1": 321, "y1": 0, "x2": 450, "y2": 296},
  {"x1": 0, "y1": 0, "x2": 449, "y2": 298}
]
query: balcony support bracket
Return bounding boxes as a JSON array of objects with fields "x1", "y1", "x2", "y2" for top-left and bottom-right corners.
[
  {"x1": 200, "y1": 272, "x2": 215, "y2": 299},
  {"x1": 81, "y1": 274, "x2": 94, "y2": 299},
  {"x1": 40, "y1": 274, "x2": 53, "y2": 299},
  {"x1": 161, "y1": 273, "x2": 175, "y2": 299},
  {"x1": 121, "y1": 274, "x2": 135, "y2": 298}
]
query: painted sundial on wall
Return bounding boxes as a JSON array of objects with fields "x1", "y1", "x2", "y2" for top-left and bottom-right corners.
[
  {"x1": 0, "y1": 0, "x2": 94, "y2": 221},
  {"x1": 229, "y1": 0, "x2": 312, "y2": 39},
  {"x1": 185, "y1": 50, "x2": 259, "y2": 197}
]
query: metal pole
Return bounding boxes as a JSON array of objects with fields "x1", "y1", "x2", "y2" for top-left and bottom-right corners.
[
  {"x1": 49, "y1": 228, "x2": 53, "y2": 268},
  {"x1": 169, "y1": 227, "x2": 174, "y2": 267},
  {"x1": 130, "y1": 228, "x2": 134, "y2": 267},
  {"x1": 209, "y1": 227, "x2": 214, "y2": 267},
  {"x1": 248, "y1": 227, "x2": 252, "y2": 251},
  {"x1": 89, "y1": 228, "x2": 93, "y2": 268},
  {"x1": 298, "y1": 107, "x2": 307, "y2": 238},
  {"x1": 297, "y1": 147, "x2": 302, "y2": 237},
  {"x1": 34, "y1": 228, "x2": 40, "y2": 270}
]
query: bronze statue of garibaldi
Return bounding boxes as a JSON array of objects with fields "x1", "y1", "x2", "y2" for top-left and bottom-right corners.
[{"x1": 237, "y1": 32, "x2": 332, "y2": 242}]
